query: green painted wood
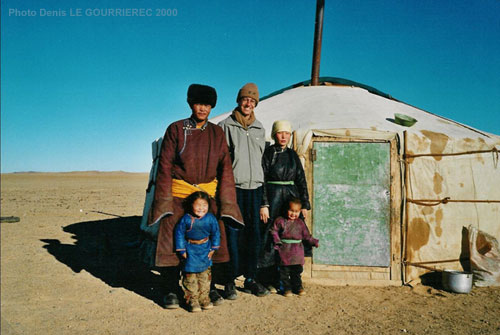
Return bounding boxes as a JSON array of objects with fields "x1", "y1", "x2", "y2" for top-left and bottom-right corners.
[{"x1": 312, "y1": 142, "x2": 391, "y2": 267}]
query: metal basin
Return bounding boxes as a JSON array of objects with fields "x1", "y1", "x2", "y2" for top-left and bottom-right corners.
[{"x1": 442, "y1": 270, "x2": 473, "y2": 294}]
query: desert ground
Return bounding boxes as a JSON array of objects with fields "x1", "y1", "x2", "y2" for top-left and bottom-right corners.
[{"x1": 1, "y1": 172, "x2": 499, "y2": 335}]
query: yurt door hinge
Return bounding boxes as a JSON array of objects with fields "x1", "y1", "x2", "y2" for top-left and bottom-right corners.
[{"x1": 311, "y1": 149, "x2": 317, "y2": 161}]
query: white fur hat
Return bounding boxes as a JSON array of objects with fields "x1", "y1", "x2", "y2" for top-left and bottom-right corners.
[{"x1": 271, "y1": 120, "x2": 292, "y2": 138}]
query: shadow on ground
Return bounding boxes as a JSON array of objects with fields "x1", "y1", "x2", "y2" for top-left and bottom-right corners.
[
  {"x1": 40, "y1": 216, "x2": 165, "y2": 307},
  {"x1": 420, "y1": 226, "x2": 472, "y2": 291}
]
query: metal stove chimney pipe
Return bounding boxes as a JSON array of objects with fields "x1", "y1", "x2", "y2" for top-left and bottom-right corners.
[{"x1": 311, "y1": 0, "x2": 325, "y2": 86}]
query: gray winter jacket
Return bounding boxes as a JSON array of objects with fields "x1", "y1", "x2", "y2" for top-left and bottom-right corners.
[{"x1": 218, "y1": 113, "x2": 266, "y2": 190}]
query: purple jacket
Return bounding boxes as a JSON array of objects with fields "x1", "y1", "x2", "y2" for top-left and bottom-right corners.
[{"x1": 271, "y1": 216, "x2": 319, "y2": 266}]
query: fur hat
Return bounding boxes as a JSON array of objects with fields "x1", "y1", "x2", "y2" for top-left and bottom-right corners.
[
  {"x1": 187, "y1": 84, "x2": 217, "y2": 108},
  {"x1": 237, "y1": 83, "x2": 259, "y2": 106},
  {"x1": 271, "y1": 120, "x2": 292, "y2": 138}
]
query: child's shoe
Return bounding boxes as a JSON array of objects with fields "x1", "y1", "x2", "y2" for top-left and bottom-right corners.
[
  {"x1": 201, "y1": 301, "x2": 213, "y2": 310},
  {"x1": 189, "y1": 300, "x2": 202, "y2": 313},
  {"x1": 297, "y1": 288, "x2": 306, "y2": 296},
  {"x1": 267, "y1": 285, "x2": 278, "y2": 294},
  {"x1": 283, "y1": 290, "x2": 293, "y2": 297}
]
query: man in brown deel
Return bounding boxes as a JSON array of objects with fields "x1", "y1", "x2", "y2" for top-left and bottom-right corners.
[{"x1": 144, "y1": 84, "x2": 243, "y2": 309}]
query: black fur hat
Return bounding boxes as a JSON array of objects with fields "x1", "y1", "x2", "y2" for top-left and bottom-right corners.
[{"x1": 187, "y1": 84, "x2": 217, "y2": 108}]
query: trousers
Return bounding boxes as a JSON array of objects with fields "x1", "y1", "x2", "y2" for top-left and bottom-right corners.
[
  {"x1": 280, "y1": 264, "x2": 303, "y2": 291},
  {"x1": 182, "y1": 267, "x2": 211, "y2": 306},
  {"x1": 225, "y1": 187, "x2": 263, "y2": 282}
]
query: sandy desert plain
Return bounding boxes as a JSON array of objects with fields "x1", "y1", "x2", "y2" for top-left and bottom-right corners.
[{"x1": 1, "y1": 172, "x2": 499, "y2": 335}]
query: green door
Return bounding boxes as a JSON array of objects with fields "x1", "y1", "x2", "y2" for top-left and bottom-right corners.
[{"x1": 312, "y1": 142, "x2": 391, "y2": 267}]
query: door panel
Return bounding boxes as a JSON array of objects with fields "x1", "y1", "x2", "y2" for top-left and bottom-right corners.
[{"x1": 312, "y1": 142, "x2": 391, "y2": 267}]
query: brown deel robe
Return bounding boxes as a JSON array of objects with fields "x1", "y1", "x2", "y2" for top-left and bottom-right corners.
[{"x1": 150, "y1": 118, "x2": 243, "y2": 267}]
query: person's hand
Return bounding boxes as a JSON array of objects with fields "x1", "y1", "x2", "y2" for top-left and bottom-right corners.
[
  {"x1": 301, "y1": 208, "x2": 308, "y2": 219},
  {"x1": 260, "y1": 207, "x2": 270, "y2": 223},
  {"x1": 208, "y1": 250, "x2": 215, "y2": 259},
  {"x1": 182, "y1": 252, "x2": 187, "y2": 259}
]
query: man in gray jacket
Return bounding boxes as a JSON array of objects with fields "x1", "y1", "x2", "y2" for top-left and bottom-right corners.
[{"x1": 218, "y1": 83, "x2": 269, "y2": 298}]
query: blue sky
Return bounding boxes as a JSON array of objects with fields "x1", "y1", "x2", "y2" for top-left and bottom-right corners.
[{"x1": 1, "y1": 0, "x2": 499, "y2": 172}]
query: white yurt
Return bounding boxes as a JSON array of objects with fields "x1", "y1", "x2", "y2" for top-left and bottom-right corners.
[{"x1": 210, "y1": 77, "x2": 500, "y2": 285}]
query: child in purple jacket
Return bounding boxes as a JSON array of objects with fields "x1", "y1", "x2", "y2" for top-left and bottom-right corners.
[{"x1": 271, "y1": 198, "x2": 319, "y2": 296}]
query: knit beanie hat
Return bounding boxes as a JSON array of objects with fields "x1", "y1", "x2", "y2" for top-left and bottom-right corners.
[
  {"x1": 237, "y1": 83, "x2": 259, "y2": 106},
  {"x1": 271, "y1": 120, "x2": 292, "y2": 138},
  {"x1": 187, "y1": 84, "x2": 217, "y2": 108}
]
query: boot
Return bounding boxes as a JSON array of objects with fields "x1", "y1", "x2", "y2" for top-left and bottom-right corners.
[
  {"x1": 163, "y1": 292, "x2": 180, "y2": 309},
  {"x1": 209, "y1": 289, "x2": 224, "y2": 306},
  {"x1": 243, "y1": 279, "x2": 270, "y2": 297},
  {"x1": 224, "y1": 282, "x2": 238, "y2": 300},
  {"x1": 189, "y1": 300, "x2": 201, "y2": 313}
]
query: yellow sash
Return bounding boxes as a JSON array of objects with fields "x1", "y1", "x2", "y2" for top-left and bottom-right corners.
[{"x1": 171, "y1": 178, "x2": 218, "y2": 198}]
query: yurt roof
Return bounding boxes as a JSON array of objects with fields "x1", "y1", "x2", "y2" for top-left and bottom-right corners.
[{"x1": 211, "y1": 77, "x2": 500, "y2": 147}]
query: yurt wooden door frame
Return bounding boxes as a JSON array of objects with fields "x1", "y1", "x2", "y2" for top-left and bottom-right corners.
[{"x1": 302, "y1": 136, "x2": 402, "y2": 285}]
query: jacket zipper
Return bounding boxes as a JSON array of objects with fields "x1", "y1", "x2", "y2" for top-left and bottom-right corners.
[{"x1": 246, "y1": 129, "x2": 252, "y2": 188}]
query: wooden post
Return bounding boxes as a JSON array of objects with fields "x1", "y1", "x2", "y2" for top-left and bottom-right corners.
[
  {"x1": 390, "y1": 137, "x2": 402, "y2": 283},
  {"x1": 403, "y1": 131, "x2": 410, "y2": 284}
]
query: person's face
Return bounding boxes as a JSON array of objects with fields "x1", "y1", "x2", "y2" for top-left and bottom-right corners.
[
  {"x1": 238, "y1": 97, "x2": 256, "y2": 117},
  {"x1": 191, "y1": 103, "x2": 212, "y2": 124},
  {"x1": 275, "y1": 131, "x2": 291, "y2": 148},
  {"x1": 287, "y1": 202, "x2": 302, "y2": 220},
  {"x1": 192, "y1": 198, "x2": 209, "y2": 218}
]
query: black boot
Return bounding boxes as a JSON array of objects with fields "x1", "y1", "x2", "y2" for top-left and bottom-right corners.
[
  {"x1": 224, "y1": 282, "x2": 238, "y2": 300},
  {"x1": 243, "y1": 279, "x2": 270, "y2": 297},
  {"x1": 163, "y1": 292, "x2": 180, "y2": 309},
  {"x1": 160, "y1": 266, "x2": 181, "y2": 309},
  {"x1": 209, "y1": 288, "x2": 224, "y2": 306}
]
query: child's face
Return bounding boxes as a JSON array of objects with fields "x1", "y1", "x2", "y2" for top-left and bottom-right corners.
[
  {"x1": 275, "y1": 131, "x2": 291, "y2": 148},
  {"x1": 287, "y1": 202, "x2": 302, "y2": 220},
  {"x1": 192, "y1": 198, "x2": 209, "y2": 217}
]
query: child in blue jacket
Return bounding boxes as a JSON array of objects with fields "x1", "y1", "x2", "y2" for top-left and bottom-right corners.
[{"x1": 174, "y1": 191, "x2": 220, "y2": 312}]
